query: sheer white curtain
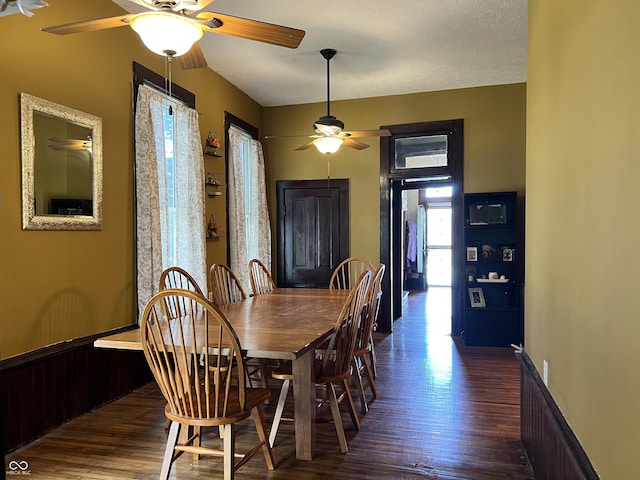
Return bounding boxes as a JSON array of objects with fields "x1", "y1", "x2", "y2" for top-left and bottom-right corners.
[
  {"x1": 135, "y1": 84, "x2": 207, "y2": 318},
  {"x1": 227, "y1": 126, "x2": 271, "y2": 291}
]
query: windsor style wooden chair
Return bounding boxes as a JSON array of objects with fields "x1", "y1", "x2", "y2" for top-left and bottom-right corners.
[{"x1": 140, "y1": 289, "x2": 275, "y2": 480}]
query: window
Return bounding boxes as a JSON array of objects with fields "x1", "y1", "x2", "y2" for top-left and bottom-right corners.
[
  {"x1": 395, "y1": 134, "x2": 449, "y2": 169},
  {"x1": 161, "y1": 97, "x2": 179, "y2": 266},
  {"x1": 133, "y1": 63, "x2": 206, "y2": 317},
  {"x1": 236, "y1": 129, "x2": 257, "y2": 260},
  {"x1": 225, "y1": 112, "x2": 271, "y2": 291}
]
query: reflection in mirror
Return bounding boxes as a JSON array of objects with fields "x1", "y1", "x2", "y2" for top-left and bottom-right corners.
[{"x1": 21, "y1": 93, "x2": 102, "y2": 230}]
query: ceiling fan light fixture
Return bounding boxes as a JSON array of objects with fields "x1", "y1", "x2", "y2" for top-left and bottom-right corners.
[
  {"x1": 130, "y1": 12, "x2": 203, "y2": 57},
  {"x1": 314, "y1": 136, "x2": 343, "y2": 154}
]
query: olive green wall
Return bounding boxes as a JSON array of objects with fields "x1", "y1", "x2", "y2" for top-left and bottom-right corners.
[
  {"x1": 527, "y1": 1, "x2": 640, "y2": 477},
  {"x1": 263, "y1": 83, "x2": 527, "y2": 265},
  {"x1": 0, "y1": 0, "x2": 261, "y2": 359}
]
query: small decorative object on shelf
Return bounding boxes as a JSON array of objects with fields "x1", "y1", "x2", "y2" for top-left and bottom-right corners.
[
  {"x1": 207, "y1": 214, "x2": 224, "y2": 238},
  {"x1": 203, "y1": 131, "x2": 222, "y2": 157},
  {"x1": 205, "y1": 172, "x2": 223, "y2": 196}
]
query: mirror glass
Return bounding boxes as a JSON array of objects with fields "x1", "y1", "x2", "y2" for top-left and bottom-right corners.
[{"x1": 21, "y1": 93, "x2": 102, "y2": 230}]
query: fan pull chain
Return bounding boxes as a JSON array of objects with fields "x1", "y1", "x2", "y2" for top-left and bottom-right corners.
[
  {"x1": 327, "y1": 157, "x2": 331, "y2": 186},
  {"x1": 328, "y1": 157, "x2": 333, "y2": 268},
  {"x1": 164, "y1": 52, "x2": 174, "y2": 115}
]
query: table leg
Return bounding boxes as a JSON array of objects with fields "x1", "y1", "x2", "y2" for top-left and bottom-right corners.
[{"x1": 292, "y1": 350, "x2": 315, "y2": 461}]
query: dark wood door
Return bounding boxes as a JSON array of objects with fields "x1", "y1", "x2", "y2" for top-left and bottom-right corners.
[{"x1": 276, "y1": 179, "x2": 349, "y2": 288}]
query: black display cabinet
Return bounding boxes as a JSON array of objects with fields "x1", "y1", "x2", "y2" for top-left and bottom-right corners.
[{"x1": 463, "y1": 191, "x2": 522, "y2": 347}]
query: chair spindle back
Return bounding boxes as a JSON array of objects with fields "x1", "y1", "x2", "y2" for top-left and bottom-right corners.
[
  {"x1": 140, "y1": 289, "x2": 248, "y2": 420},
  {"x1": 209, "y1": 263, "x2": 247, "y2": 306},
  {"x1": 249, "y1": 258, "x2": 276, "y2": 296},
  {"x1": 321, "y1": 269, "x2": 371, "y2": 379},
  {"x1": 329, "y1": 257, "x2": 375, "y2": 290}
]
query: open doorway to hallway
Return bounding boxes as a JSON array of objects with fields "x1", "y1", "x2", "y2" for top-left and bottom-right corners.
[
  {"x1": 402, "y1": 185, "x2": 452, "y2": 335},
  {"x1": 378, "y1": 118, "x2": 463, "y2": 335}
]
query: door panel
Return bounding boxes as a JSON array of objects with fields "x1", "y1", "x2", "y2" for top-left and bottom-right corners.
[
  {"x1": 277, "y1": 180, "x2": 349, "y2": 288},
  {"x1": 288, "y1": 190, "x2": 331, "y2": 286}
]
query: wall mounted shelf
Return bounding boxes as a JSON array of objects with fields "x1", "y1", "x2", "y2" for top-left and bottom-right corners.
[
  {"x1": 203, "y1": 131, "x2": 222, "y2": 157},
  {"x1": 205, "y1": 172, "x2": 224, "y2": 197},
  {"x1": 206, "y1": 213, "x2": 224, "y2": 239}
]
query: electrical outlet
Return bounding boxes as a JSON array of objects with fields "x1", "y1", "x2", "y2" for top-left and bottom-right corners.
[{"x1": 543, "y1": 360, "x2": 549, "y2": 386}]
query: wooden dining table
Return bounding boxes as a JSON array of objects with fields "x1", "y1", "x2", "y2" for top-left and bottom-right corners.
[{"x1": 94, "y1": 287, "x2": 350, "y2": 461}]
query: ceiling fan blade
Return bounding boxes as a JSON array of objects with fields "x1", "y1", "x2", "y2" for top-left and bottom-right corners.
[
  {"x1": 295, "y1": 140, "x2": 317, "y2": 151},
  {"x1": 195, "y1": 12, "x2": 305, "y2": 49},
  {"x1": 177, "y1": 43, "x2": 207, "y2": 69},
  {"x1": 343, "y1": 138, "x2": 370, "y2": 150},
  {"x1": 341, "y1": 129, "x2": 392, "y2": 138},
  {"x1": 41, "y1": 14, "x2": 135, "y2": 35}
]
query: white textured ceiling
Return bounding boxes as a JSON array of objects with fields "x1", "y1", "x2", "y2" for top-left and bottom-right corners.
[{"x1": 115, "y1": 0, "x2": 528, "y2": 107}]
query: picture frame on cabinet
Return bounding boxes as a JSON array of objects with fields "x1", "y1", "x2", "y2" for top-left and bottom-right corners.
[
  {"x1": 481, "y1": 244, "x2": 495, "y2": 259},
  {"x1": 466, "y1": 246, "x2": 478, "y2": 262},
  {"x1": 502, "y1": 247, "x2": 514, "y2": 262},
  {"x1": 468, "y1": 288, "x2": 486, "y2": 308}
]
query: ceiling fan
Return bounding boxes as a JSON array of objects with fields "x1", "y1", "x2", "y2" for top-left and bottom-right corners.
[
  {"x1": 279, "y1": 48, "x2": 391, "y2": 154},
  {"x1": 41, "y1": 0, "x2": 305, "y2": 70}
]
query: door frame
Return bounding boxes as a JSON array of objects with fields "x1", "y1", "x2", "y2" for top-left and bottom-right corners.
[{"x1": 378, "y1": 119, "x2": 464, "y2": 335}]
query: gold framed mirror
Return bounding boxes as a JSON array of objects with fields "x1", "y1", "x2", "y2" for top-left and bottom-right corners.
[{"x1": 21, "y1": 93, "x2": 103, "y2": 230}]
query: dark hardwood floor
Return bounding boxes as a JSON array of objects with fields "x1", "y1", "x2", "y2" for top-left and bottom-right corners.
[{"x1": 5, "y1": 287, "x2": 534, "y2": 479}]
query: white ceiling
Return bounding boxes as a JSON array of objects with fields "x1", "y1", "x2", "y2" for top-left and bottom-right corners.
[{"x1": 115, "y1": 0, "x2": 528, "y2": 108}]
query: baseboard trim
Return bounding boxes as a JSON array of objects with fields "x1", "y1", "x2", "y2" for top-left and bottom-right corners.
[{"x1": 519, "y1": 351, "x2": 599, "y2": 480}]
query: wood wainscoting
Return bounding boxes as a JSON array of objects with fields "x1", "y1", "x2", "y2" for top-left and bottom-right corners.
[
  {"x1": 519, "y1": 351, "x2": 599, "y2": 480},
  {"x1": 0, "y1": 327, "x2": 153, "y2": 452}
]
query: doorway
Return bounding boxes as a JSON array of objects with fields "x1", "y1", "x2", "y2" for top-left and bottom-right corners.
[
  {"x1": 379, "y1": 119, "x2": 464, "y2": 336},
  {"x1": 402, "y1": 185, "x2": 453, "y2": 334},
  {"x1": 401, "y1": 186, "x2": 453, "y2": 291}
]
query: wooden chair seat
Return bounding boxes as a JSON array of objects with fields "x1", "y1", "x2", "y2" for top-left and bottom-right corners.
[
  {"x1": 164, "y1": 386, "x2": 270, "y2": 426},
  {"x1": 269, "y1": 357, "x2": 358, "y2": 450},
  {"x1": 271, "y1": 357, "x2": 352, "y2": 387}
]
